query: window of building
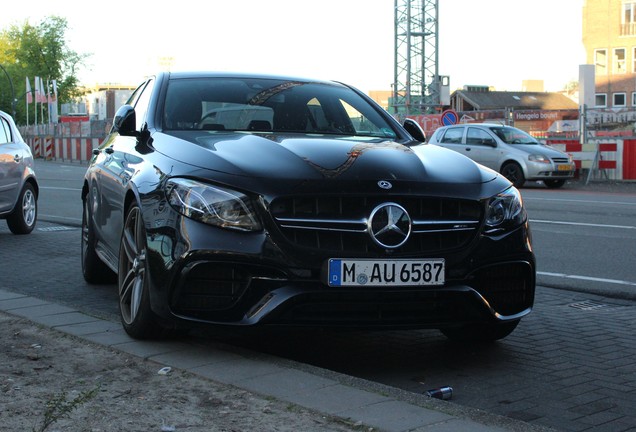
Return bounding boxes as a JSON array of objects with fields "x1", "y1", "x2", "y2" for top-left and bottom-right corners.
[
  {"x1": 622, "y1": 2, "x2": 636, "y2": 35},
  {"x1": 631, "y1": 92, "x2": 636, "y2": 106},
  {"x1": 595, "y1": 93, "x2": 607, "y2": 107},
  {"x1": 613, "y1": 48, "x2": 626, "y2": 74},
  {"x1": 595, "y1": 49, "x2": 607, "y2": 75},
  {"x1": 633, "y1": 47, "x2": 636, "y2": 72},
  {"x1": 614, "y1": 92, "x2": 627, "y2": 107}
]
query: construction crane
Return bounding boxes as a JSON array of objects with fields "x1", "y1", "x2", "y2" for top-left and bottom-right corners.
[{"x1": 392, "y1": 0, "x2": 448, "y2": 116}]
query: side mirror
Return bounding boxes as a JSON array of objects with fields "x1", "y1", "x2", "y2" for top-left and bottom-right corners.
[
  {"x1": 112, "y1": 105, "x2": 137, "y2": 137},
  {"x1": 483, "y1": 138, "x2": 496, "y2": 147},
  {"x1": 403, "y1": 118, "x2": 426, "y2": 143}
]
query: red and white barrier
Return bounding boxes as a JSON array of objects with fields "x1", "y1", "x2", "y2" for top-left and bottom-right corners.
[
  {"x1": 27, "y1": 136, "x2": 102, "y2": 163},
  {"x1": 547, "y1": 139, "x2": 620, "y2": 180},
  {"x1": 44, "y1": 136, "x2": 53, "y2": 160},
  {"x1": 33, "y1": 137, "x2": 42, "y2": 158}
]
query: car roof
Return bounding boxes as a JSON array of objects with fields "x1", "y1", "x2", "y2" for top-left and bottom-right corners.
[
  {"x1": 444, "y1": 123, "x2": 508, "y2": 128},
  {"x1": 160, "y1": 71, "x2": 343, "y2": 87}
]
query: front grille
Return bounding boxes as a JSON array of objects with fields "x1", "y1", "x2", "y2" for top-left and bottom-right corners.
[
  {"x1": 469, "y1": 262, "x2": 534, "y2": 316},
  {"x1": 270, "y1": 195, "x2": 482, "y2": 254},
  {"x1": 551, "y1": 157, "x2": 571, "y2": 164}
]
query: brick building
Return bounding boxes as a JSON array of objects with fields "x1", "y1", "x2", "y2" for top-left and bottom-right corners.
[{"x1": 583, "y1": 0, "x2": 636, "y2": 108}]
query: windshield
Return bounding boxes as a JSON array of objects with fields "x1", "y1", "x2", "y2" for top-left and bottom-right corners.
[
  {"x1": 490, "y1": 126, "x2": 539, "y2": 145},
  {"x1": 163, "y1": 77, "x2": 397, "y2": 139}
]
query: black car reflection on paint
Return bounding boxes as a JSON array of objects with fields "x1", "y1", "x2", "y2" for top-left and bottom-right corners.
[{"x1": 81, "y1": 71, "x2": 535, "y2": 341}]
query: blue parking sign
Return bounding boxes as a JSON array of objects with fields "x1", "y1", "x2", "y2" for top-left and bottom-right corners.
[{"x1": 441, "y1": 110, "x2": 458, "y2": 126}]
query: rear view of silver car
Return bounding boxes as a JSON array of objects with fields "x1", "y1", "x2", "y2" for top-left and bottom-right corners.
[
  {"x1": 0, "y1": 110, "x2": 38, "y2": 234},
  {"x1": 428, "y1": 123, "x2": 575, "y2": 188}
]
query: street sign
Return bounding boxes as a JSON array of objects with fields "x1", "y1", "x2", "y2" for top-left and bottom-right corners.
[{"x1": 441, "y1": 109, "x2": 458, "y2": 126}]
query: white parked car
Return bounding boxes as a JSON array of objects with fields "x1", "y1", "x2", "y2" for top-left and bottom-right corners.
[
  {"x1": 0, "y1": 110, "x2": 38, "y2": 234},
  {"x1": 428, "y1": 123, "x2": 576, "y2": 188}
]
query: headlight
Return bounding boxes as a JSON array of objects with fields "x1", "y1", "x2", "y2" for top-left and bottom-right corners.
[
  {"x1": 166, "y1": 178, "x2": 261, "y2": 231},
  {"x1": 528, "y1": 154, "x2": 550, "y2": 164},
  {"x1": 485, "y1": 187, "x2": 526, "y2": 233}
]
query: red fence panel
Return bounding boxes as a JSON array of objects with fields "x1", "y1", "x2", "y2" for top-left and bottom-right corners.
[{"x1": 623, "y1": 139, "x2": 636, "y2": 180}]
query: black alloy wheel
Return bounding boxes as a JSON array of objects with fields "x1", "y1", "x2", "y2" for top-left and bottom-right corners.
[
  {"x1": 118, "y1": 204, "x2": 162, "y2": 339},
  {"x1": 501, "y1": 162, "x2": 525, "y2": 188}
]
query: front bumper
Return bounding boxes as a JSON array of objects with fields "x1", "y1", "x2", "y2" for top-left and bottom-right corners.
[
  {"x1": 526, "y1": 162, "x2": 576, "y2": 180},
  {"x1": 144, "y1": 216, "x2": 536, "y2": 330}
]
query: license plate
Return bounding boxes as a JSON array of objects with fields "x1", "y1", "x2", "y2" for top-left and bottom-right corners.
[
  {"x1": 328, "y1": 259, "x2": 445, "y2": 287},
  {"x1": 557, "y1": 164, "x2": 571, "y2": 171}
]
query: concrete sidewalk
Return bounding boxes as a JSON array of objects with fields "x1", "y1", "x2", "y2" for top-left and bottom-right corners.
[{"x1": 0, "y1": 288, "x2": 555, "y2": 432}]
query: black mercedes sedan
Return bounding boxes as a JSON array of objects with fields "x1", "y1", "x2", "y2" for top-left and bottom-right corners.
[{"x1": 81, "y1": 71, "x2": 535, "y2": 341}]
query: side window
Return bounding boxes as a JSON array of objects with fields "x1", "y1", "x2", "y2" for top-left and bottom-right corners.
[
  {"x1": 466, "y1": 127, "x2": 494, "y2": 145},
  {"x1": 132, "y1": 79, "x2": 155, "y2": 130},
  {"x1": 440, "y1": 127, "x2": 464, "y2": 144},
  {"x1": 0, "y1": 117, "x2": 11, "y2": 144},
  {"x1": 308, "y1": 98, "x2": 329, "y2": 131},
  {"x1": 339, "y1": 99, "x2": 378, "y2": 135}
]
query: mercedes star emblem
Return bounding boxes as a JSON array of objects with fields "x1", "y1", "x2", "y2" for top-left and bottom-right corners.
[
  {"x1": 377, "y1": 180, "x2": 392, "y2": 190},
  {"x1": 368, "y1": 203, "x2": 412, "y2": 249}
]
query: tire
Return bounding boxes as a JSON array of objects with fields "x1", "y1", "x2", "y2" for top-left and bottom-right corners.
[
  {"x1": 440, "y1": 320, "x2": 519, "y2": 342},
  {"x1": 81, "y1": 194, "x2": 116, "y2": 283},
  {"x1": 501, "y1": 163, "x2": 525, "y2": 188},
  {"x1": 7, "y1": 183, "x2": 37, "y2": 234},
  {"x1": 118, "y1": 204, "x2": 163, "y2": 339},
  {"x1": 544, "y1": 179, "x2": 566, "y2": 189}
]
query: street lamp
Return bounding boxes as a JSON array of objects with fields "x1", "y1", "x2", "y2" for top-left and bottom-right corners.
[{"x1": 0, "y1": 63, "x2": 16, "y2": 118}]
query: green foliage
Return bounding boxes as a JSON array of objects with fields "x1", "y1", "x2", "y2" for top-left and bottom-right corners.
[
  {"x1": 33, "y1": 386, "x2": 100, "y2": 432},
  {"x1": 0, "y1": 16, "x2": 89, "y2": 124}
]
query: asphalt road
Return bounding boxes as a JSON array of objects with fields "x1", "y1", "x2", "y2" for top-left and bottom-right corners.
[
  {"x1": 4, "y1": 160, "x2": 636, "y2": 432},
  {"x1": 522, "y1": 182, "x2": 636, "y2": 300}
]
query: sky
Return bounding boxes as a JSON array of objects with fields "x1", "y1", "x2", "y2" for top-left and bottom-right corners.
[{"x1": 0, "y1": 0, "x2": 586, "y2": 94}]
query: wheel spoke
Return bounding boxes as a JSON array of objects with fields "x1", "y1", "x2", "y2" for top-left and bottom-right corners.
[
  {"x1": 135, "y1": 211, "x2": 144, "y2": 253},
  {"x1": 119, "y1": 268, "x2": 136, "y2": 323},
  {"x1": 130, "y1": 275, "x2": 143, "y2": 320},
  {"x1": 121, "y1": 225, "x2": 138, "y2": 263}
]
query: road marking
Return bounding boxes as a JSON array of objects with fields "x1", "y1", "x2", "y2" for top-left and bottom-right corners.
[
  {"x1": 525, "y1": 197, "x2": 636, "y2": 206},
  {"x1": 530, "y1": 219, "x2": 636, "y2": 230},
  {"x1": 38, "y1": 226, "x2": 78, "y2": 232},
  {"x1": 40, "y1": 186, "x2": 82, "y2": 191},
  {"x1": 538, "y1": 271, "x2": 636, "y2": 287}
]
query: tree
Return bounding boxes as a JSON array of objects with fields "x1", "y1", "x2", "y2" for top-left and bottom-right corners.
[{"x1": 0, "y1": 16, "x2": 88, "y2": 125}]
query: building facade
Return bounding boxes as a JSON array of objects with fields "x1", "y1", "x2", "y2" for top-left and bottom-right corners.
[
  {"x1": 83, "y1": 84, "x2": 136, "y2": 121},
  {"x1": 583, "y1": 0, "x2": 636, "y2": 108}
]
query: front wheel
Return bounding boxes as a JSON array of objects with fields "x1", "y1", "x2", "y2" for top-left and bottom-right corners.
[
  {"x1": 501, "y1": 163, "x2": 525, "y2": 188},
  {"x1": 440, "y1": 320, "x2": 519, "y2": 342},
  {"x1": 544, "y1": 179, "x2": 566, "y2": 189},
  {"x1": 118, "y1": 204, "x2": 163, "y2": 339},
  {"x1": 7, "y1": 183, "x2": 37, "y2": 234}
]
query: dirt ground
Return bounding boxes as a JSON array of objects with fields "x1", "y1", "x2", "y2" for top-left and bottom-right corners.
[{"x1": 0, "y1": 312, "x2": 367, "y2": 432}]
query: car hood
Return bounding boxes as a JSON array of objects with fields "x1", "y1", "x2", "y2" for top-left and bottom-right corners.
[
  {"x1": 514, "y1": 143, "x2": 569, "y2": 158},
  {"x1": 152, "y1": 131, "x2": 500, "y2": 194}
]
